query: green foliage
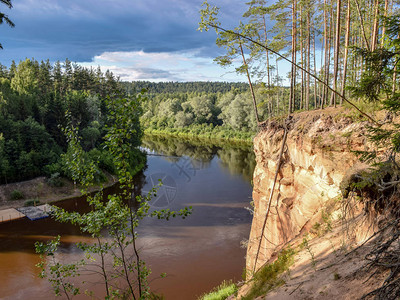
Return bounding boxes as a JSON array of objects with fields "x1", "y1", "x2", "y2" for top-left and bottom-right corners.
[
  {"x1": 0, "y1": 58, "x2": 124, "y2": 184},
  {"x1": 139, "y1": 86, "x2": 264, "y2": 141},
  {"x1": 47, "y1": 173, "x2": 64, "y2": 187},
  {"x1": 0, "y1": 116, "x2": 62, "y2": 183},
  {"x1": 242, "y1": 247, "x2": 295, "y2": 300},
  {"x1": 10, "y1": 189, "x2": 23, "y2": 200},
  {"x1": 60, "y1": 114, "x2": 97, "y2": 186},
  {"x1": 145, "y1": 125, "x2": 254, "y2": 144},
  {"x1": 350, "y1": 14, "x2": 400, "y2": 167},
  {"x1": 198, "y1": 281, "x2": 237, "y2": 300},
  {"x1": 88, "y1": 148, "x2": 116, "y2": 175},
  {"x1": 121, "y1": 81, "x2": 248, "y2": 95},
  {"x1": 321, "y1": 210, "x2": 333, "y2": 233},
  {"x1": 35, "y1": 236, "x2": 83, "y2": 298},
  {"x1": 300, "y1": 235, "x2": 316, "y2": 269},
  {"x1": 198, "y1": 1, "x2": 221, "y2": 33},
  {"x1": 347, "y1": 48, "x2": 395, "y2": 102},
  {"x1": 36, "y1": 91, "x2": 192, "y2": 299},
  {"x1": 24, "y1": 199, "x2": 40, "y2": 206}
]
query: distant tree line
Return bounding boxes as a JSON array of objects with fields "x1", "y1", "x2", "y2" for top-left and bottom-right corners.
[
  {"x1": 121, "y1": 81, "x2": 249, "y2": 95},
  {"x1": 132, "y1": 81, "x2": 283, "y2": 141}
]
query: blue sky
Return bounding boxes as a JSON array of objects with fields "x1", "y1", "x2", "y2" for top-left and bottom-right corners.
[{"x1": 0, "y1": 0, "x2": 253, "y2": 82}]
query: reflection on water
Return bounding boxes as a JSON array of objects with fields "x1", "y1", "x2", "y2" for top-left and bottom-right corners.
[
  {"x1": 142, "y1": 134, "x2": 255, "y2": 182},
  {"x1": 0, "y1": 135, "x2": 255, "y2": 300}
]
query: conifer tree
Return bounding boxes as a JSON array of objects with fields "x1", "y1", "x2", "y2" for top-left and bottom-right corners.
[{"x1": 0, "y1": 0, "x2": 14, "y2": 49}]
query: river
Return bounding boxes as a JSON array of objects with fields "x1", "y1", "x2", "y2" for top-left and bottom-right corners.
[{"x1": 0, "y1": 135, "x2": 255, "y2": 299}]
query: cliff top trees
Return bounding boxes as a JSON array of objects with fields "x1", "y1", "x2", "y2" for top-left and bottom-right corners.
[
  {"x1": 199, "y1": 0, "x2": 382, "y2": 125},
  {"x1": 200, "y1": 1, "x2": 261, "y2": 123}
]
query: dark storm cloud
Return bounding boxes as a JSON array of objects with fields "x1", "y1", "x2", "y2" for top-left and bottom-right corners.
[{"x1": 0, "y1": 0, "x2": 247, "y2": 65}]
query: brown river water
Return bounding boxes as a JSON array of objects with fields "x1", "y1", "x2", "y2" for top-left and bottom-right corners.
[{"x1": 0, "y1": 135, "x2": 255, "y2": 299}]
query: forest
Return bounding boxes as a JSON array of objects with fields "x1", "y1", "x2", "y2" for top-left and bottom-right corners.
[
  {"x1": 122, "y1": 79, "x2": 262, "y2": 140},
  {"x1": 0, "y1": 59, "x2": 255, "y2": 184},
  {"x1": 199, "y1": 0, "x2": 400, "y2": 122},
  {"x1": 0, "y1": 59, "x2": 143, "y2": 184},
  {"x1": 2, "y1": 0, "x2": 400, "y2": 186},
  {"x1": 136, "y1": 82, "x2": 265, "y2": 141},
  {"x1": 1, "y1": 0, "x2": 400, "y2": 299}
]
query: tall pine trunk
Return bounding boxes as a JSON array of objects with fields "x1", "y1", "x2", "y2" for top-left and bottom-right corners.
[
  {"x1": 371, "y1": 0, "x2": 380, "y2": 51},
  {"x1": 330, "y1": 0, "x2": 341, "y2": 107},
  {"x1": 263, "y1": 15, "x2": 271, "y2": 88},
  {"x1": 313, "y1": 25, "x2": 318, "y2": 109},
  {"x1": 355, "y1": 0, "x2": 370, "y2": 50},
  {"x1": 306, "y1": 10, "x2": 311, "y2": 110},
  {"x1": 300, "y1": 6, "x2": 304, "y2": 110},
  {"x1": 289, "y1": 0, "x2": 297, "y2": 114},
  {"x1": 341, "y1": 0, "x2": 351, "y2": 103},
  {"x1": 381, "y1": 0, "x2": 389, "y2": 46},
  {"x1": 322, "y1": 0, "x2": 329, "y2": 108}
]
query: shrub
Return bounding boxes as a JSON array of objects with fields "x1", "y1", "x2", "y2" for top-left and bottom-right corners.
[
  {"x1": 47, "y1": 173, "x2": 64, "y2": 187},
  {"x1": 242, "y1": 247, "x2": 295, "y2": 300},
  {"x1": 24, "y1": 199, "x2": 41, "y2": 207},
  {"x1": 10, "y1": 189, "x2": 24, "y2": 200}
]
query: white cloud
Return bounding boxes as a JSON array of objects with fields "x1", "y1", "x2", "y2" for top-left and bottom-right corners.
[{"x1": 80, "y1": 49, "x2": 245, "y2": 82}]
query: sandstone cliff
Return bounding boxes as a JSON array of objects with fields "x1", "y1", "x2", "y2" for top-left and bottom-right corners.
[{"x1": 246, "y1": 108, "x2": 373, "y2": 272}]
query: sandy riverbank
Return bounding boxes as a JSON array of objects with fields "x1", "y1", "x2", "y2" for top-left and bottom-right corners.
[{"x1": 0, "y1": 175, "x2": 118, "y2": 211}]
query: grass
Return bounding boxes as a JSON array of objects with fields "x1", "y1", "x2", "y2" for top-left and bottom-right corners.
[
  {"x1": 242, "y1": 247, "x2": 295, "y2": 300},
  {"x1": 198, "y1": 281, "x2": 237, "y2": 300},
  {"x1": 24, "y1": 199, "x2": 41, "y2": 206},
  {"x1": 301, "y1": 236, "x2": 316, "y2": 269},
  {"x1": 333, "y1": 272, "x2": 341, "y2": 280}
]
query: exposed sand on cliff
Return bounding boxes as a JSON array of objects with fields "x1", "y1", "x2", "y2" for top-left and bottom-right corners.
[{"x1": 262, "y1": 216, "x2": 385, "y2": 299}]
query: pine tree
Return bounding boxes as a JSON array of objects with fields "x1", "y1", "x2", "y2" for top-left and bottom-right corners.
[{"x1": 0, "y1": 0, "x2": 14, "y2": 49}]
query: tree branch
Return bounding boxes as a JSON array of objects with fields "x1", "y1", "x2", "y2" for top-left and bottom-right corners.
[{"x1": 204, "y1": 22, "x2": 381, "y2": 127}]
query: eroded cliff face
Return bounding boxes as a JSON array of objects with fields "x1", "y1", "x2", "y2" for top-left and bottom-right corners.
[{"x1": 246, "y1": 108, "x2": 372, "y2": 272}]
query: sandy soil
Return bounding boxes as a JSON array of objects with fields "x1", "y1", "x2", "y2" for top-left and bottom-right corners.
[
  {"x1": 236, "y1": 207, "x2": 390, "y2": 300},
  {"x1": 0, "y1": 175, "x2": 117, "y2": 210},
  {"x1": 262, "y1": 221, "x2": 385, "y2": 299}
]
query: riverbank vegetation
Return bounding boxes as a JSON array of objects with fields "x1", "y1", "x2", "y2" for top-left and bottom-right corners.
[
  {"x1": 35, "y1": 92, "x2": 192, "y2": 299},
  {"x1": 0, "y1": 63, "x2": 260, "y2": 185},
  {"x1": 124, "y1": 81, "x2": 264, "y2": 142}
]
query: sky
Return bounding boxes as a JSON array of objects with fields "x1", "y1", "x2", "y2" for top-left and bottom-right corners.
[{"x1": 0, "y1": 0, "x2": 252, "y2": 82}]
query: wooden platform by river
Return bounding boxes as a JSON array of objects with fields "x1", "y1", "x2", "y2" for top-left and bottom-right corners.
[{"x1": 0, "y1": 204, "x2": 50, "y2": 223}]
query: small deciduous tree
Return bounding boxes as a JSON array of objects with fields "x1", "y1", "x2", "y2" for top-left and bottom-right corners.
[
  {"x1": 35, "y1": 90, "x2": 192, "y2": 299},
  {"x1": 199, "y1": 1, "x2": 261, "y2": 124}
]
